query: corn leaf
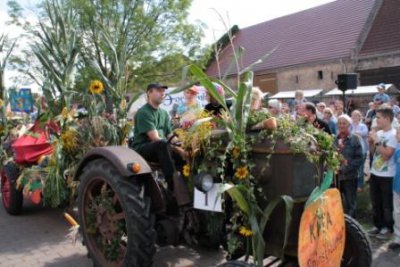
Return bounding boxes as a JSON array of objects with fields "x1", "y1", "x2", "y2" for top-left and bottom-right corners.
[
  {"x1": 190, "y1": 64, "x2": 228, "y2": 111},
  {"x1": 224, "y1": 185, "x2": 250, "y2": 215},
  {"x1": 259, "y1": 195, "x2": 293, "y2": 259}
]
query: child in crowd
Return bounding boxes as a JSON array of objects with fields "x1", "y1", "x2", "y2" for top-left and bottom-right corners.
[
  {"x1": 390, "y1": 128, "x2": 400, "y2": 250},
  {"x1": 368, "y1": 107, "x2": 396, "y2": 240}
]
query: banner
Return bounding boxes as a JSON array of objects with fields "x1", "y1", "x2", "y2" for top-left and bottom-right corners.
[{"x1": 9, "y1": 88, "x2": 34, "y2": 113}]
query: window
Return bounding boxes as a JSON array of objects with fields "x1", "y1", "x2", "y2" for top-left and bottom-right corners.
[{"x1": 318, "y1": 70, "x2": 323, "y2": 80}]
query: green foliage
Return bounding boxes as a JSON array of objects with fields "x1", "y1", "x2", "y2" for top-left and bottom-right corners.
[
  {"x1": 0, "y1": 33, "x2": 16, "y2": 100},
  {"x1": 30, "y1": 0, "x2": 80, "y2": 113}
]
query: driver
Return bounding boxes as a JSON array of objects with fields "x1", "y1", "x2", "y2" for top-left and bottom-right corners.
[{"x1": 131, "y1": 83, "x2": 185, "y2": 191}]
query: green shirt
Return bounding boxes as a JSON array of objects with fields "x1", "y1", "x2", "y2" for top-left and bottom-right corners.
[{"x1": 132, "y1": 103, "x2": 172, "y2": 153}]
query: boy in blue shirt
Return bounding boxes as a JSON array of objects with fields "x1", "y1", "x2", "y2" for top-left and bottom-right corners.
[{"x1": 390, "y1": 128, "x2": 400, "y2": 250}]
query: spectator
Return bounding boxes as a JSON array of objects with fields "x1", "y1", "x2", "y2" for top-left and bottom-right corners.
[
  {"x1": 281, "y1": 102, "x2": 290, "y2": 115},
  {"x1": 294, "y1": 90, "x2": 307, "y2": 105},
  {"x1": 267, "y1": 99, "x2": 282, "y2": 118},
  {"x1": 303, "y1": 102, "x2": 331, "y2": 134},
  {"x1": 335, "y1": 114, "x2": 363, "y2": 217},
  {"x1": 373, "y1": 83, "x2": 390, "y2": 105},
  {"x1": 371, "y1": 104, "x2": 399, "y2": 130},
  {"x1": 368, "y1": 107, "x2": 396, "y2": 239},
  {"x1": 334, "y1": 99, "x2": 344, "y2": 117},
  {"x1": 316, "y1": 102, "x2": 326, "y2": 119},
  {"x1": 250, "y1": 87, "x2": 265, "y2": 111},
  {"x1": 204, "y1": 83, "x2": 225, "y2": 116},
  {"x1": 350, "y1": 110, "x2": 369, "y2": 191},
  {"x1": 389, "y1": 128, "x2": 400, "y2": 250},
  {"x1": 170, "y1": 86, "x2": 201, "y2": 128},
  {"x1": 365, "y1": 102, "x2": 376, "y2": 130},
  {"x1": 323, "y1": 107, "x2": 337, "y2": 135}
]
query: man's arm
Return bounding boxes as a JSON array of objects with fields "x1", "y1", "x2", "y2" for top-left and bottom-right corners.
[{"x1": 147, "y1": 130, "x2": 161, "y2": 141}]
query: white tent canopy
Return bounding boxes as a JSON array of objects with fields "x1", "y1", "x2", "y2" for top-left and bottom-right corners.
[
  {"x1": 324, "y1": 84, "x2": 397, "y2": 96},
  {"x1": 270, "y1": 89, "x2": 323, "y2": 99}
]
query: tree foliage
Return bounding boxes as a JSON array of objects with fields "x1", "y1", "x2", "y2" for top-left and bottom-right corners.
[{"x1": 7, "y1": 0, "x2": 206, "y2": 93}]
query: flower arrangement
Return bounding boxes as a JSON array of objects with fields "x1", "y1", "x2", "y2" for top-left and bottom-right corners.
[{"x1": 185, "y1": 62, "x2": 341, "y2": 266}]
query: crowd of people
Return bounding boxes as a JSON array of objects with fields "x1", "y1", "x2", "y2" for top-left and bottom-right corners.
[{"x1": 131, "y1": 82, "x2": 400, "y2": 252}]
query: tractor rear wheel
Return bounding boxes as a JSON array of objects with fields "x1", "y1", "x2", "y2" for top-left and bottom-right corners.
[
  {"x1": 77, "y1": 159, "x2": 155, "y2": 266},
  {"x1": 341, "y1": 214, "x2": 372, "y2": 267},
  {"x1": 1, "y1": 162, "x2": 23, "y2": 215}
]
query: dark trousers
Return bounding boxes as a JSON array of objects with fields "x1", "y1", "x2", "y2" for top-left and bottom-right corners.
[
  {"x1": 339, "y1": 179, "x2": 358, "y2": 217},
  {"x1": 139, "y1": 140, "x2": 185, "y2": 187},
  {"x1": 369, "y1": 174, "x2": 394, "y2": 231}
]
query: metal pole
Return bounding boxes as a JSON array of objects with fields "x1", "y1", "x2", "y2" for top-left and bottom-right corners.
[{"x1": 342, "y1": 90, "x2": 346, "y2": 114}]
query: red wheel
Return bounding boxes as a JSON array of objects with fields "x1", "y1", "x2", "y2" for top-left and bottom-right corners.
[{"x1": 1, "y1": 163, "x2": 23, "y2": 215}]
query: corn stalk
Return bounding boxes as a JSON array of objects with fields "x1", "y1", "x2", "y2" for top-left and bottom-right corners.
[{"x1": 30, "y1": 0, "x2": 80, "y2": 113}]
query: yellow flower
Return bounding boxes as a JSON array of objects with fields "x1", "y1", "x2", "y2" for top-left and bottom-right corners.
[
  {"x1": 239, "y1": 226, "x2": 253, "y2": 237},
  {"x1": 61, "y1": 129, "x2": 79, "y2": 152},
  {"x1": 61, "y1": 107, "x2": 68, "y2": 119},
  {"x1": 231, "y1": 147, "x2": 240, "y2": 159},
  {"x1": 182, "y1": 164, "x2": 191, "y2": 177},
  {"x1": 89, "y1": 80, "x2": 104, "y2": 94},
  {"x1": 235, "y1": 166, "x2": 249, "y2": 180},
  {"x1": 120, "y1": 98, "x2": 127, "y2": 110}
]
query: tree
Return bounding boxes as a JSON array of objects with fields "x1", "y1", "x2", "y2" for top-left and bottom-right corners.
[
  {"x1": 0, "y1": 34, "x2": 16, "y2": 99},
  {"x1": 66, "y1": 0, "x2": 202, "y2": 87}
]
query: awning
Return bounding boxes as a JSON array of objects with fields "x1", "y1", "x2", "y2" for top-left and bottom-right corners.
[
  {"x1": 270, "y1": 89, "x2": 323, "y2": 99},
  {"x1": 324, "y1": 84, "x2": 397, "y2": 96}
]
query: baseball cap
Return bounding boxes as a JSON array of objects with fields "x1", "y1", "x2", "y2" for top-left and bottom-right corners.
[
  {"x1": 377, "y1": 83, "x2": 386, "y2": 90},
  {"x1": 146, "y1": 83, "x2": 168, "y2": 91}
]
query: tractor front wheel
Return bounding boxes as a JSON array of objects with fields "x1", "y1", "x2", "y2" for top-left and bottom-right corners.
[{"x1": 77, "y1": 159, "x2": 155, "y2": 266}]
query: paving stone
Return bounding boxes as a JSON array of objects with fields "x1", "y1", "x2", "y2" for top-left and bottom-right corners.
[{"x1": 0, "y1": 198, "x2": 398, "y2": 266}]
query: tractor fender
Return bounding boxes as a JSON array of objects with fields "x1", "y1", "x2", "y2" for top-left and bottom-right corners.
[
  {"x1": 75, "y1": 146, "x2": 165, "y2": 213},
  {"x1": 75, "y1": 146, "x2": 152, "y2": 179}
]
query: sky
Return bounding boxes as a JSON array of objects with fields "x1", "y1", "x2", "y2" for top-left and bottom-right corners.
[{"x1": 0, "y1": 0, "x2": 335, "y2": 90}]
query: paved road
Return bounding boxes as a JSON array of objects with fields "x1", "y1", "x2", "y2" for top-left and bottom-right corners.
[
  {"x1": 0, "y1": 201, "x2": 398, "y2": 267},
  {"x1": 0, "y1": 201, "x2": 225, "y2": 267}
]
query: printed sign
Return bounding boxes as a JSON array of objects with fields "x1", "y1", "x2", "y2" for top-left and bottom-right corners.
[
  {"x1": 193, "y1": 183, "x2": 222, "y2": 212},
  {"x1": 129, "y1": 87, "x2": 209, "y2": 116},
  {"x1": 9, "y1": 88, "x2": 34, "y2": 113},
  {"x1": 298, "y1": 188, "x2": 345, "y2": 267}
]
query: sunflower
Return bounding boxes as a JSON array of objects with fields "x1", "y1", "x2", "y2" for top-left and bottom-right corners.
[
  {"x1": 235, "y1": 166, "x2": 249, "y2": 180},
  {"x1": 182, "y1": 164, "x2": 191, "y2": 177},
  {"x1": 89, "y1": 80, "x2": 104, "y2": 94},
  {"x1": 231, "y1": 146, "x2": 240, "y2": 159},
  {"x1": 61, "y1": 129, "x2": 79, "y2": 152},
  {"x1": 239, "y1": 226, "x2": 253, "y2": 237}
]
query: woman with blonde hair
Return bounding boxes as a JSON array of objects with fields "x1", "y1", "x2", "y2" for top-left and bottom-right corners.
[{"x1": 250, "y1": 87, "x2": 265, "y2": 111}]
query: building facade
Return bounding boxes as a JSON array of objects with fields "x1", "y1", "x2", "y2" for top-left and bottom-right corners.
[{"x1": 206, "y1": 0, "x2": 400, "y2": 95}]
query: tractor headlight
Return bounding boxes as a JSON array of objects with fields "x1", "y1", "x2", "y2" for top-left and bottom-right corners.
[{"x1": 194, "y1": 172, "x2": 214, "y2": 193}]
